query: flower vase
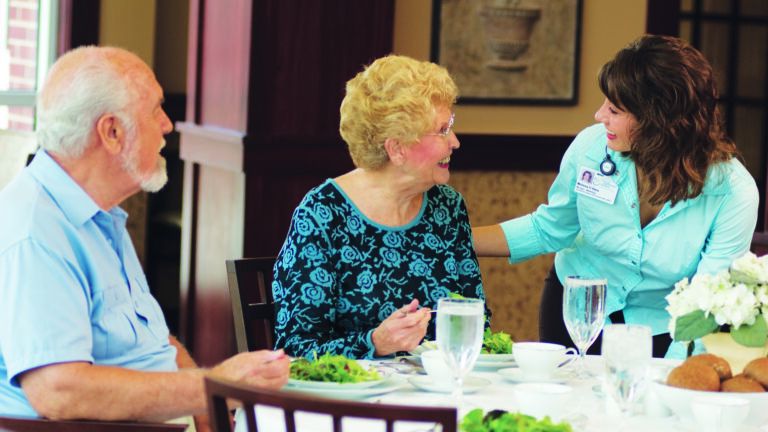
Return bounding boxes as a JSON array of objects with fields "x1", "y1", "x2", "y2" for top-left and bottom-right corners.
[
  {"x1": 701, "y1": 332, "x2": 768, "y2": 374},
  {"x1": 478, "y1": 0, "x2": 541, "y2": 71}
]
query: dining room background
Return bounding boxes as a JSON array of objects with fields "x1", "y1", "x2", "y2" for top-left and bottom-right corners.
[{"x1": 53, "y1": 0, "x2": 768, "y2": 366}]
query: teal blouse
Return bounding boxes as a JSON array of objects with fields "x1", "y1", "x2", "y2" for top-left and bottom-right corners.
[
  {"x1": 501, "y1": 123, "x2": 759, "y2": 357},
  {"x1": 273, "y1": 180, "x2": 486, "y2": 359}
]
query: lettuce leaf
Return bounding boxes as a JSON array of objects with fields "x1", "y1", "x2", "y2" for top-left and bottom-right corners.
[
  {"x1": 460, "y1": 409, "x2": 573, "y2": 432},
  {"x1": 289, "y1": 352, "x2": 381, "y2": 383}
]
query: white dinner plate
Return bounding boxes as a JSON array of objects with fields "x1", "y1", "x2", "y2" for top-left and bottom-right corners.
[
  {"x1": 497, "y1": 367, "x2": 569, "y2": 384},
  {"x1": 287, "y1": 377, "x2": 384, "y2": 390},
  {"x1": 475, "y1": 360, "x2": 516, "y2": 370},
  {"x1": 408, "y1": 375, "x2": 491, "y2": 394},
  {"x1": 284, "y1": 376, "x2": 405, "y2": 400},
  {"x1": 478, "y1": 353, "x2": 515, "y2": 362}
]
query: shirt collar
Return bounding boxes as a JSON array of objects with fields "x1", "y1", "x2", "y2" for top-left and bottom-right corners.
[
  {"x1": 584, "y1": 126, "x2": 730, "y2": 197},
  {"x1": 27, "y1": 149, "x2": 128, "y2": 226}
]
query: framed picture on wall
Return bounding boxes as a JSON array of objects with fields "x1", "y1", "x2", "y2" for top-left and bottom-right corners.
[{"x1": 431, "y1": 0, "x2": 582, "y2": 105}]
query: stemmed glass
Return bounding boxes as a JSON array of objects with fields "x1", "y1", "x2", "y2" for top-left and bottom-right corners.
[
  {"x1": 562, "y1": 276, "x2": 606, "y2": 378},
  {"x1": 436, "y1": 297, "x2": 484, "y2": 407},
  {"x1": 602, "y1": 324, "x2": 652, "y2": 417}
]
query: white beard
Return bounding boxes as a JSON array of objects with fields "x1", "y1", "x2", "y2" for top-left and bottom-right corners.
[{"x1": 121, "y1": 139, "x2": 168, "y2": 193}]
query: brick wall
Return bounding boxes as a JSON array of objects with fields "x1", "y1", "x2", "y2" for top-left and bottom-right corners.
[{"x1": 6, "y1": 0, "x2": 37, "y2": 131}]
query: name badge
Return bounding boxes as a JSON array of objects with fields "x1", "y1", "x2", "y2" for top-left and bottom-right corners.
[{"x1": 575, "y1": 166, "x2": 618, "y2": 204}]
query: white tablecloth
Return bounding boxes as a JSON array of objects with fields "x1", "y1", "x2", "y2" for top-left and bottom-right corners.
[{"x1": 237, "y1": 356, "x2": 768, "y2": 432}]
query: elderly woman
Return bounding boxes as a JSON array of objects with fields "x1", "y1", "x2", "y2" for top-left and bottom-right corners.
[{"x1": 272, "y1": 55, "x2": 486, "y2": 359}]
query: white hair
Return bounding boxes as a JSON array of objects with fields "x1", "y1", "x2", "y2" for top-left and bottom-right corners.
[
  {"x1": 121, "y1": 138, "x2": 168, "y2": 192},
  {"x1": 36, "y1": 46, "x2": 141, "y2": 158}
]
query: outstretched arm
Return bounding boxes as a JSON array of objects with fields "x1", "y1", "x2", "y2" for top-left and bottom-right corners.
[
  {"x1": 20, "y1": 350, "x2": 289, "y2": 422},
  {"x1": 472, "y1": 224, "x2": 510, "y2": 257}
]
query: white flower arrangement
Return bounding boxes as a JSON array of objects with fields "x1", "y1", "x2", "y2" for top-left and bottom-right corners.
[{"x1": 666, "y1": 252, "x2": 768, "y2": 347}]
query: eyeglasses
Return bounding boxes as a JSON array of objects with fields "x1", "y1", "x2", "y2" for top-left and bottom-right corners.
[{"x1": 426, "y1": 112, "x2": 455, "y2": 138}]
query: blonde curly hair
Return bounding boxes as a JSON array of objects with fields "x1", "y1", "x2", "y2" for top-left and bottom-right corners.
[{"x1": 339, "y1": 55, "x2": 458, "y2": 169}]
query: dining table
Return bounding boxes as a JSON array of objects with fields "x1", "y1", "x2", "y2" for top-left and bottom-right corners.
[{"x1": 239, "y1": 355, "x2": 768, "y2": 432}]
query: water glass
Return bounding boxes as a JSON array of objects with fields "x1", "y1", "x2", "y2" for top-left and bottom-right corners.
[
  {"x1": 602, "y1": 324, "x2": 652, "y2": 416},
  {"x1": 436, "y1": 297, "x2": 484, "y2": 405},
  {"x1": 562, "y1": 276, "x2": 606, "y2": 377}
]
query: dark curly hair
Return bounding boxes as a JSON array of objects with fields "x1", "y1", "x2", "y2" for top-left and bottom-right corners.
[{"x1": 598, "y1": 35, "x2": 738, "y2": 206}]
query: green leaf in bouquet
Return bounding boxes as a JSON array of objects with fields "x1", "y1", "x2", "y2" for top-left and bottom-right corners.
[
  {"x1": 673, "y1": 310, "x2": 719, "y2": 341},
  {"x1": 730, "y1": 315, "x2": 768, "y2": 347}
]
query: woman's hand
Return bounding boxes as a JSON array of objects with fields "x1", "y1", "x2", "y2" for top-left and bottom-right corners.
[{"x1": 371, "y1": 299, "x2": 432, "y2": 356}]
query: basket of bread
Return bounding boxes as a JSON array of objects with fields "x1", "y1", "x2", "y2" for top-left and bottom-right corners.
[{"x1": 651, "y1": 353, "x2": 768, "y2": 426}]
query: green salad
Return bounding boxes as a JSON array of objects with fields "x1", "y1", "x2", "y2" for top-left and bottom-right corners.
[
  {"x1": 481, "y1": 328, "x2": 513, "y2": 354},
  {"x1": 460, "y1": 409, "x2": 572, "y2": 432},
  {"x1": 446, "y1": 293, "x2": 514, "y2": 355},
  {"x1": 289, "y1": 353, "x2": 381, "y2": 383}
]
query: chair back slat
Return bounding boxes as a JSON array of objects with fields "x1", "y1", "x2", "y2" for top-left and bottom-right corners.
[
  {"x1": 243, "y1": 405, "x2": 258, "y2": 432},
  {"x1": 284, "y1": 409, "x2": 297, "y2": 432},
  {"x1": 225, "y1": 257, "x2": 277, "y2": 352},
  {"x1": 204, "y1": 376, "x2": 457, "y2": 432},
  {"x1": 208, "y1": 395, "x2": 231, "y2": 432}
]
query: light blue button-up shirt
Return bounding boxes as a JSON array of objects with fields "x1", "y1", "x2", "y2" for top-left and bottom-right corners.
[
  {"x1": 0, "y1": 150, "x2": 177, "y2": 417},
  {"x1": 501, "y1": 124, "x2": 759, "y2": 356}
]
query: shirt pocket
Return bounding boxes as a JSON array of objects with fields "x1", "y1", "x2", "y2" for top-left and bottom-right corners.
[
  {"x1": 576, "y1": 194, "x2": 624, "y2": 251},
  {"x1": 131, "y1": 276, "x2": 170, "y2": 341},
  {"x1": 93, "y1": 284, "x2": 138, "y2": 360}
]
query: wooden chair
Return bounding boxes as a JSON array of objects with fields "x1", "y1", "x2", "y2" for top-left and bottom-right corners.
[
  {"x1": 225, "y1": 257, "x2": 277, "y2": 352},
  {"x1": 204, "y1": 376, "x2": 457, "y2": 432},
  {"x1": 0, "y1": 416, "x2": 187, "y2": 432}
]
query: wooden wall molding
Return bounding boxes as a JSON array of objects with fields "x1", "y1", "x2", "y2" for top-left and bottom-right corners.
[
  {"x1": 177, "y1": 122, "x2": 245, "y2": 173},
  {"x1": 58, "y1": 0, "x2": 100, "y2": 54},
  {"x1": 238, "y1": 133, "x2": 573, "y2": 175},
  {"x1": 453, "y1": 134, "x2": 572, "y2": 171}
]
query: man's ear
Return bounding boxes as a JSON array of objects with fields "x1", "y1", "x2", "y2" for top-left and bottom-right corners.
[
  {"x1": 384, "y1": 138, "x2": 405, "y2": 166},
  {"x1": 95, "y1": 114, "x2": 123, "y2": 155}
]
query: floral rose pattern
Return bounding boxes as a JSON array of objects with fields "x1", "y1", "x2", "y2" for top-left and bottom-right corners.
[{"x1": 272, "y1": 180, "x2": 487, "y2": 359}]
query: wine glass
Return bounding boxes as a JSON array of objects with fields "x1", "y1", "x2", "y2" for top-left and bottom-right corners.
[
  {"x1": 602, "y1": 324, "x2": 652, "y2": 417},
  {"x1": 562, "y1": 276, "x2": 606, "y2": 378},
  {"x1": 436, "y1": 297, "x2": 484, "y2": 407}
]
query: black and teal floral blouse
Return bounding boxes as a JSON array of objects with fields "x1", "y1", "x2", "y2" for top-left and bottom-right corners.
[{"x1": 272, "y1": 179, "x2": 487, "y2": 359}]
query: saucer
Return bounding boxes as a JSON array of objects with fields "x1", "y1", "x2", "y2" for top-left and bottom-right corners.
[
  {"x1": 474, "y1": 359, "x2": 517, "y2": 370},
  {"x1": 497, "y1": 367, "x2": 569, "y2": 384},
  {"x1": 408, "y1": 375, "x2": 491, "y2": 394}
]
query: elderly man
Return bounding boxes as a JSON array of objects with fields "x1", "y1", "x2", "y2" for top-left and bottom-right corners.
[{"x1": 0, "y1": 46, "x2": 289, "y2": 426}]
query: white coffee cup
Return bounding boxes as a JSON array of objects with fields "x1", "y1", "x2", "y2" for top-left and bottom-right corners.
[
  {"x1": 513, "y1": 383, "x2": 574, "y2": 420},
  {"x1": 513, "y1": 342, "x2": 576, "y2": 379},
  {"x1": 420, "y1": 350, "x2": 453, "y2": 383},
  {"x1": 690, "y1": 396, "x2": 750, "y2": 432}
]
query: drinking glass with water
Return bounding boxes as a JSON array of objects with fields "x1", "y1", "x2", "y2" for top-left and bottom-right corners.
[
  {"x1": 436, "y1": 297, "x2": 484, "y2": 406},
  {"x1": 602, "y1": 324, "x2": 652, "y2": 417},
  {"x1": 562, "y1": 276, "x2": 606, "y2": 378}
]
